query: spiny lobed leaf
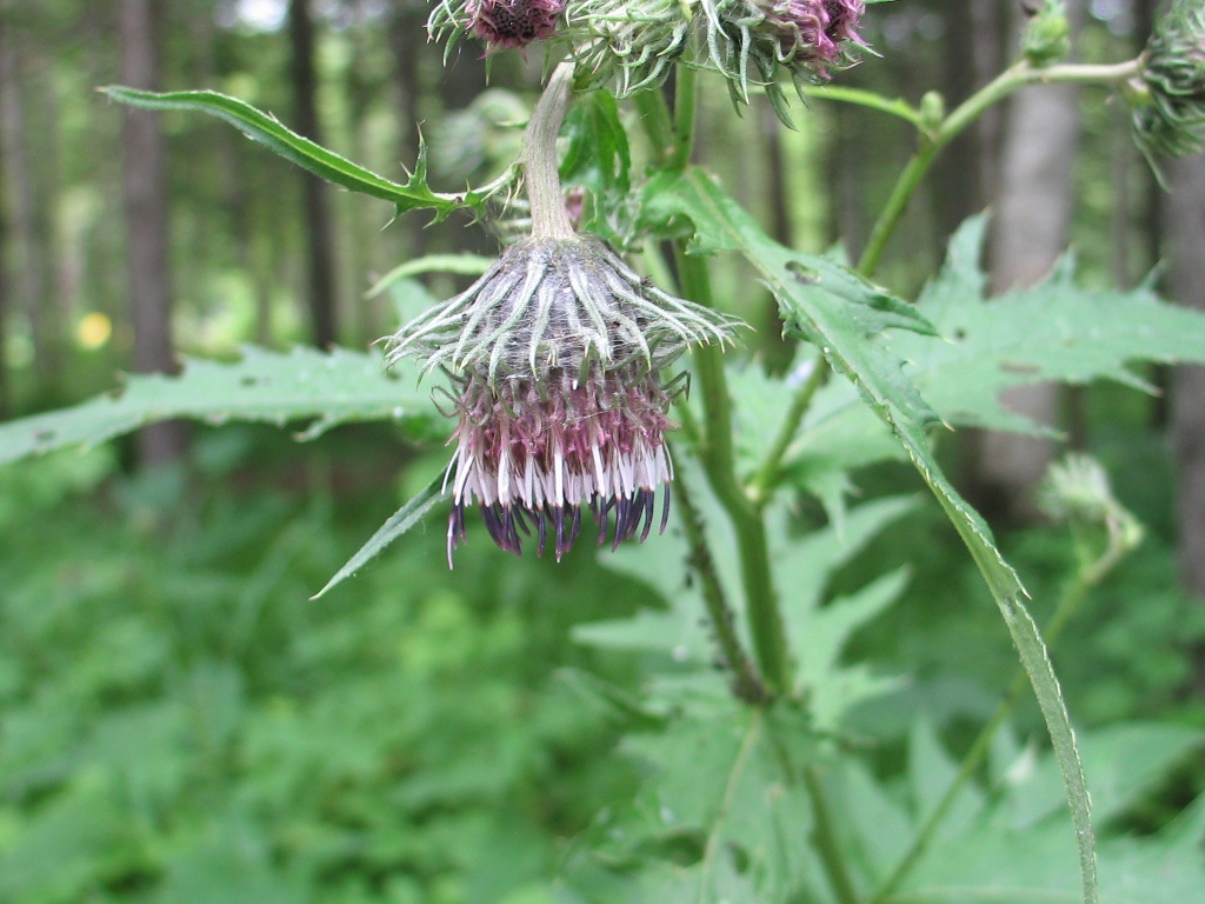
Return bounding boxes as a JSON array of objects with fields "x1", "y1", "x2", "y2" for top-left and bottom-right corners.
[
  {"x1": 561, "y1": 692, "x2": 827, "y2": 903},
  {"x1": 765, "y1": 215, "x2": 1205, "y2": 515},
  {"x1": 0, "y1": 346, "x2": 443, "y2": 466},
  {"x1": 898, "y1": 214, "x2": 1205, "y2": 430},
  {"x1": 647, "y1": 168, "x2": 1098, "y2": 904},
  {"x1": 103, "y1": 87, "x2": 488, "y2": 221}
]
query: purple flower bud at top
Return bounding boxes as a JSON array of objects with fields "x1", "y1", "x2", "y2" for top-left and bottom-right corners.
[
  {"x1": 467, "y1": 0, "x2": 565, "y2": 51},
  {"x1": 751, "y1": 0, "x2": 865, "y2": 75}
]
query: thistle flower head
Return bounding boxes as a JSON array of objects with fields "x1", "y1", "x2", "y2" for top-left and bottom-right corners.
[
  {"x1": 705, "y1": 0, "x2": 866, "y2": 95},
  {"x1": 751, "y1": 0, "x2": 866, "y2": 73},
  {"x1": 385, "y1": 235, "x2": 741, "y2": 564},
  {"x1": 1132, "y1": 0, "x2": 1205, "y2": 159},
  {"x1": 432, "y1": 0, "x2": 565, "y2": 53}
]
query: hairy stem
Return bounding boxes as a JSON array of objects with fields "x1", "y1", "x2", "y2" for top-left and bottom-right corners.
[
  {"x1": 675, "y1": 472, "x2": 770, "y2": 704},
  {"x1": 525, "y1": 62, "x2": 577, "y2": 240},
  {"x1": 806, "y1": 766, "x2": 861, "y2": 904},
  {"x1": 677, "y1": 246, "x2": 792, "y2": 696},
  {"x1": 635, "y1": 79, "x2": 793, "y2": 697}
]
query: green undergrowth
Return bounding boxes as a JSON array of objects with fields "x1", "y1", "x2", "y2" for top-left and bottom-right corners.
[{"x1": 1, "y1": 422, "x2": 1201, "y2": 903}]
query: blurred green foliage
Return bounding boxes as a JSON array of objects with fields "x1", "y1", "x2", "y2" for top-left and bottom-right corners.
[
  {"x1": 1, "y1": 416, "x2": 1201, "y2": 902},
  {"x1": 0, "y1": 436, "x2": 659, "y2": 904}
]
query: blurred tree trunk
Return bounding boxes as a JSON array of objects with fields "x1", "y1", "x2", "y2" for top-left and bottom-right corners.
[
  {"x1": 929, "y1": 0, "x2": 986, "y2": 244},
  {"x1": 120, "y1": 0, "x2": 188, "y2": 464},
  {"x1": 974, "y1": 0, "x2": 1087, "y2": 521},
  {"x1": 0, "y1": 21, "x2": 62, "y2": 395},
  {"x1": 1165, "y1": 153, "x2": 1205, "y2": 691},
  {"x1": 389, "y1": 1, "x2": 426, "y2": 260},
  {"x1": 971, "y1": 0, "x2": 1006, "y2": 202},
  {"x1": 288, "y1": 0, "x2": 339, "y2": 348}
]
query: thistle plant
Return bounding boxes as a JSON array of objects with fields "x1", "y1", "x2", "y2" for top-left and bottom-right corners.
[{"x1": 33, "y1": 1, "x2": 1205, "y2": 901}]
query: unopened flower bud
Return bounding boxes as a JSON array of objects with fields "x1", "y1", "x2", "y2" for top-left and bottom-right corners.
[
  {"x1": 1021, "y1": 0, "x2": 1071, "y2": 68},
  {"x1": 568, "y1": 0, "x2": 691, "y2": 96}
]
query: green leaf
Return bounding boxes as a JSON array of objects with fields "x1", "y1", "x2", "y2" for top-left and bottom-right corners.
[
  {"x1": 583, "y1": 470, "x2": 911, "y2": 723},
  {"x1": 1004, "y1": 722, "x2": 1204, "y2": 829},
  {"x1": 573, "y1": 458, "x2": 730, "y2": 666},
  {"x1": 900, "y1": 215, "x2": 1205, "y2": 432},
  {"x1": 586, "y1": 695, "x2": 826, "y2": 902},
  {"x1": 649, "y1": 168, "x2": 1098, "y2": 904},
  {"x1": 888, "y1": 726, "x2": 1205, "y2": 904},
  {"x1": 102, "y1": 86, "x2": 486, "y2": 221},
  {"x1": 0, "y1": 346, "x2": 443, "y2": 466},
  {"x1": 561, "y1": 89, "x2": 635, "y2": 245},
  {"x1": 311, "y1": 471, "x2": 446, "y2": 599},
  {"x1": 786, "y1": 213, "x2": 1205, "y2": 465}
]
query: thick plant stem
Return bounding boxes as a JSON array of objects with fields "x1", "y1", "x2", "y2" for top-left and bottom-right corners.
[
  {"x1": 675, "y1": 472, "x2": 770, "y2": 704},
  {"x1": 634, "y1": 76, "x2": 793, "y2": 697},
  {"x1": 669, "y1": 63, "x2": 698, "y2": 169},
  {"x1": 525, "y1": 62, "x2": 576, "y2": 240},
  {"x1": 677, "y1": 246, "x2": 792, "y2": 697}
]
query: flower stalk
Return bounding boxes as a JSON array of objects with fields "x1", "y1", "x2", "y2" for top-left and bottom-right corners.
[{"x1": 525, "y1": 62, "x2": 577, "y2": 239}]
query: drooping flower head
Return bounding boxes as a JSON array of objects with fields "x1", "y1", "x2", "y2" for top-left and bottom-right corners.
[{"x1": 386, "y1": 236, "x2": 739, "y2": 564}]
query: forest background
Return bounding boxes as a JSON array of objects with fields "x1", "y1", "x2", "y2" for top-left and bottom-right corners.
[{"x1": 0, "y1": 0, "x2": 1204, "y2": 902}]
